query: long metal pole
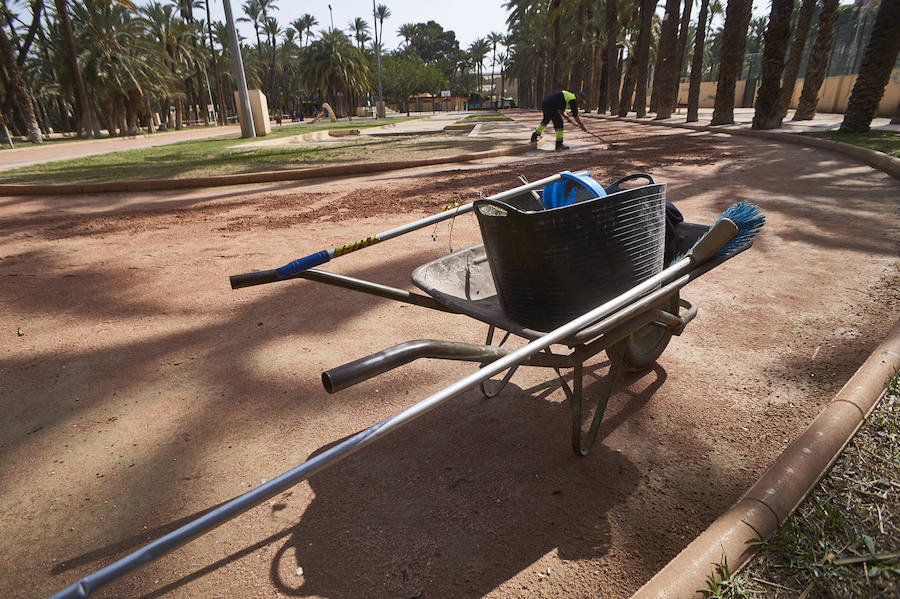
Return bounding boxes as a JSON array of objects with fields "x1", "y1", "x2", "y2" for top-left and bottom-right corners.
[
  {"x1": 222, "y1": 0, "x2": 255, "y2": 138},
  {"x1": 48, "y1": 219, "x2": 739, "y2": 599}
]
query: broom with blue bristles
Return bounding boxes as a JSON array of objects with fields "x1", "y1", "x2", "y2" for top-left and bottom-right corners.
[
  {"x1": 689, "y1": 200, "x2": 765, "y2": 261},
  {"x1": 47, "y1": 201, "x2": 764, "y2": 599}
]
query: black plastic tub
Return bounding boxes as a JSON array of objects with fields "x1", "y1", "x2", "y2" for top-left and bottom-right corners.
[{"x1": 473, "y1": 174, "x2": 666, "y2": 332}]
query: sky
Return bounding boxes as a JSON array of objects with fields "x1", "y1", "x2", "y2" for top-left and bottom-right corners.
[
  {"x1": 202, "y1": 0, "x2": 777, "y2": 57},
  {"x1": 206, "y1": 0, "x2": 513, "y2": 52}
]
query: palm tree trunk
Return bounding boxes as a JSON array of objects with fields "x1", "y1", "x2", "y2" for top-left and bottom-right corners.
[
  {"x1": 33, "y1": 97, "x2": 50, "y2": 135},
  {"x1": 710, "y1": 0, "x2": 752, "y2": 125},
  {"x1": 145, "y1": 94, "x2": 155, "y2": 133},
  {"x1": 0, "y1": 26, "x2": 41, "y2": 143},
  {"x1": 751, "y1": 0, "x2": 794, "y2": 129},
  {"x1": 585, "y1": 30, "x2": 598, "y2": 109},
  {"x1": 126, "y1": 91, "x2": 141, "y2": 135},
  {"x1": 115, "y1": 95, "x2": 128, "y2": 136},
  {"x1": 633, "y1": 0, "x2": 654, "y2": 117},
  {"x1": 99, "y1": 96, "x2": 114, "y2": 135},
  {"x1": 654, "y1": 0, "x2": 683, "y2": 119},
  {"x1": 54, "y1": 0, "x2": 98, "y2": 137},
  {"x1": 597, "y1": 53, "x2": 609, "y2": 114},
  {"x1": 793, "y1": 0, "x2": 839, "y2": 121},
  {"x1": 670, "y1": 0, "x2": 694, "y2": 113},
  {"x1": 839, "y1": 0, "x2": 900, "y2": 132},
  {"x1": 774, "y1": 0, "x2": 816, "y2": 124},
  {"x1": 576, "y1": 5, "x2": 594, "y2": 103},
  {"x1": 686, "y1": 0, "x2": 710, "y2": 122},
  {"x1": 204, "y1": 0, "x2": 223, "y2": 125},
  {"x1": 546, "y1": 0, "x2": 561, "y2": 91},
  {"x1": 618, "y1": 56, "x2": 637, "y2": 116},
  {"x1": 602, "y1": 0, "x2": 618, "y2": 114},
  {"x1": 176, "y1": 98, "x2": 184, "y2": 129}
]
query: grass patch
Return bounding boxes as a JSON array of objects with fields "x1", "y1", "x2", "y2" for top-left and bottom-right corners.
[
  {"x1": 711, "y1": 371, "x2": 900, "y2": 598},
  {"x1": 801, "y1": 130, "x2": 900, "y2": 158},
  {"x1": 0, "y1": 117, "x2": 428, "y2": 184},
  {"x1": 457, "y1": 112, "x2": 512, "y2": 123}
]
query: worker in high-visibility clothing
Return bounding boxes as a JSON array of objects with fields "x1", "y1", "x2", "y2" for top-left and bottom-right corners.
[{"x1": 530, "y1": 90, "x2": 588, "y2": 151}]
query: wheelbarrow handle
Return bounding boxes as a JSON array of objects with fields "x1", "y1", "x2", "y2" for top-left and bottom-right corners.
[{"x1": 229, "y1": 268, "x2": 282, "y2": 289}]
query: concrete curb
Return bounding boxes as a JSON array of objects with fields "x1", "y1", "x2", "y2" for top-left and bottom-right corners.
[
  {"x1": 630, "y1": 317, "x2": 900, "y2": 599},
  {"x1": 589, "y1": 114, "x2": 900, "y2": 181},
  {"x1": 0, "y1": 142, "x2": 537, "y2": 196}
]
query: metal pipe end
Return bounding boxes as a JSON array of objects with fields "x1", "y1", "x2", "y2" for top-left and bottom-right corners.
[{"x1": 321, "y1": 371, "x2": 337, "y2": 394}]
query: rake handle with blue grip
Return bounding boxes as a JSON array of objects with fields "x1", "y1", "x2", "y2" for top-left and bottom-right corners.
[
  {"x1": 229, "y1": 172, "x2": 567, "y2": 289},
  {"x1": 230, "y1": 250, "x2": 332, "y2": 288}
]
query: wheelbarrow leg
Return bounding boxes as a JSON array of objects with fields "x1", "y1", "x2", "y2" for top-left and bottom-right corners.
[
  {"x1": 555, "y1": 344, "x2": 624, "y2": 456},
  {"x1": 479, "y1": 325, "x2": 519, "y2": 398}
]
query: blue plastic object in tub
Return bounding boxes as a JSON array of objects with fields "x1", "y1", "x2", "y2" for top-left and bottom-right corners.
[{"x1": 540, "y1": 171, "x2": 607, "y2": 209}]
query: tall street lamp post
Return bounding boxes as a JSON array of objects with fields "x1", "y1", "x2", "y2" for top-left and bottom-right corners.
[{"x1": 223, "y1": 0, "x2": 255, "y2": 137}]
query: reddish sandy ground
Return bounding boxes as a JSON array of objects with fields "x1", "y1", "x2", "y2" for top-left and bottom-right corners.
[{"x1": 2, "y1": 115, "x2": 899, "y2": 599}]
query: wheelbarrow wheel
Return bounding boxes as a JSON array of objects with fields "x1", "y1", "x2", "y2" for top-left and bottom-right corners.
[{"x1": 612, "y1": 296, "x2": 677, "y2": 373}]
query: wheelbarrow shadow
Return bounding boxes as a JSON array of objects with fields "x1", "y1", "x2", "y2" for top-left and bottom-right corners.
[{"x1": 267, "y1": 359, "x2": 664, "y2": 598}]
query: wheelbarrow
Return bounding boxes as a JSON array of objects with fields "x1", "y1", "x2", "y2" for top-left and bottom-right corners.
[
  {"x1": 322, "y1": 227, "x2": 712, "y2": 456},
  {"x1": 48, "y1": 172, "x2": 763, "y2": 599}
]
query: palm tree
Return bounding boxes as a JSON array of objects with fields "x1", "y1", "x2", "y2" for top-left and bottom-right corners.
[
  {"x1": 291, "y1": 14, "x2": 318, "y2": 46},
  {"x1": 204, "y1": 0, "x2": 226, "y2": 124},
  {"x1": 632, "y1": 0, "x2": 654, "y2": 116},
  {"x1": 488, "y1": 32, "x2": 504, "y2": 108},
  {"x1": 239, "y1": 0, "x2": 263, "y2": 60},
  {"x1": 54, "y1": 0, "x2": 100, "y2": 136},
  {"x1": 709, "y1": 0, "x2": 752, "y2": 125},
  {"x1": 840, "y1": 0, "x2": 900, "y2": 132},
  {"x1": 301, "y1": 28, "x2": 370, "y2": 117},
  {"x1": 686, "y1": 0, "x2": 711, "y2": 121},
  {"x1": 617, "y1": 53, "x2": 635, "y2": 116},
  {"x1": 497, "y1": 51, "x2": 508, "y2": 105},
  {"x1": 0, "y1": 26, "x2": 42, "y2": 142},
  {"x1": 750, "y1": 0, "x2": 793, "y2": 129},
  {"x1": 792, "y1": 0, "x2": 839, "y2": 120},
  {"x1": 141, "y1": 1, "x2": 203, "y2": 130},
  {"x1": 669, "y1": 0, "x2": 694, "y2": 113},
  {"x1": 348, "y1": 17, "x2": 370, "y2": 50},
  {"x1": 77, "y1": 0, "x2": 168, "y2": 135},
  {"x1": 468, "y1": 37, "x2": 490, "y2": 99},
  {"x1": 375, "y1": 4, "x2": 391, "y2": 36},
  {"x1": 653, "y1": 0, "x2": 680, "y2": 119},
  {"x1": 259, "y1": 15, "x2": 278, "y2": 97},
  {"x1": 771, "y1": 0, "x2": 815, "y2": 125},
  {"x1": 601, "y1": 0, "x2": 619, "y2": 114},
  {"x1": 372, "y1": 4, "x2": 390, "y2": 118},
  {"x1": 397, "y1": 22, "x2": 416, "y2": 49}
]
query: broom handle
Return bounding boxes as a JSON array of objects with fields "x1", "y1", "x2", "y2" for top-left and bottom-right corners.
[
  {"x1": 230, "y1": 172, "x2": 565, "y2": 289},
  {"x1": 49, "y1": 218, "x2": 739, "y2": 599}
]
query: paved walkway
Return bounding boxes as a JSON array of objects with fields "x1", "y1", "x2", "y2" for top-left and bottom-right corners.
[
  {"x1": 1, "y1": 108, "x2": 895, "y2": 177},
  {"x1": 614, "y1": 106, "x2": 899, "y2": 133},
  {"x1": 0, "y1": 113, "x2": 483, "y2": 174},
  {"x1": 0, "y1": 124, "x2": 246, "y2": 172}
]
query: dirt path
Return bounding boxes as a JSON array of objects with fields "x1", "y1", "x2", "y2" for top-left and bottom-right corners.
[{"x1": 2, "y1": 117, "x2": 898, "y2": 599}]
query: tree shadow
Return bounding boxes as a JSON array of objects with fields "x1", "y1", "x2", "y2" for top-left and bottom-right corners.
[
  {"x1": 49, "y1": 349, "x2": 667, "y2": 599},
  {"x1": 266, "y1": 383, "x2": 641, "y2": 598}
]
